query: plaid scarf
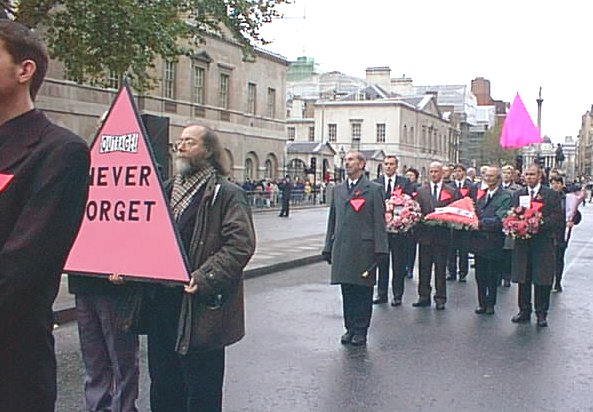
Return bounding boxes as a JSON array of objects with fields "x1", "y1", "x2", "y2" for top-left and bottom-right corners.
[{"x1": 170, "y1": 165, "x2": 216, "y2": 221}]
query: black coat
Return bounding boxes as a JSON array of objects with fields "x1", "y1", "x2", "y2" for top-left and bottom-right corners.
[
  {"x1": 0, "y1": 110, "x2": 89, "y2": 408},
  {"x1": 511, "y1": 186, "x2": 563, "y2": 285}
]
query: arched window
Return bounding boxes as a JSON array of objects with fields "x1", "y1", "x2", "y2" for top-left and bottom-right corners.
[{"x1": 244, "y1": 158, "x2": 254, "y2": 181}]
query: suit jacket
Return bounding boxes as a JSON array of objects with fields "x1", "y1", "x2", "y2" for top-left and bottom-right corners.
[
  {"x1": 323, "y1": 176, "x2": 388, "y2": 286},
  {"x1": 414, "y1": 182, "x2": 459, "y2": 246},
  {"x1": 0, "y1": 110, "x2": 90, "y2": 341},
  {"x1": 451, "y1": 178, "x2": 475, "y2": 199},
  {"x1": 511, "y1": 185, "x2": 563, "y2": 285},
  {"x1": 374, "y1": 174, "x2": 413, "y2": 198},
  {"x1": 470, "y1": 187, "x2": 512, "y2": 259}
]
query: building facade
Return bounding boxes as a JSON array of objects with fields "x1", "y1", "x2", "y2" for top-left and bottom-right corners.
[
  {"x1": 37, "y1": 33, "x2": 289, "y2": 183},
  {"x1": 577, "y1": 107, "x2": 593, "y2": 177}
]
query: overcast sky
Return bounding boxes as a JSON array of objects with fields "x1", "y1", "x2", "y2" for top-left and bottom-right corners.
[{"x1": 260, "y1": 0, "x2": 592, "y2": 143}]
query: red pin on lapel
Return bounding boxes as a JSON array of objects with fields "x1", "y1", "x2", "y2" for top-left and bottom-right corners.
[
  {"x1": 439, "y1": 189, "x2": 452, "y2": 202},
  {"x1": 350, "y1": 198, "x2": 366, "y2": 212},
  {"x1": 0, "y1": 173, "x2": 14, "y2": 192}
]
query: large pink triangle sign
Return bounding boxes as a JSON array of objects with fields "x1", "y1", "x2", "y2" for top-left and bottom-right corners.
[
  {"x1": 65, "y1": 83, "x2": 190, "y2": 283},
  {"x1": 499, "y1": 93, "x2": 541, "y2": 149}
]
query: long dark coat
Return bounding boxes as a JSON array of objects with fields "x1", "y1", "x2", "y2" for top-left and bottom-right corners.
[
  {"x1": 511, "y1": 186, "x2": 563, "y2": 285},
  {"x1": 0, "y1": 110, "x2": 90, "y2": 410},
  {"x1": 323, "y1": 176, "x2": 388, "y2": 287},
  {"x1": 414, "y1": 183, "x2": 459, "y2": 246}
]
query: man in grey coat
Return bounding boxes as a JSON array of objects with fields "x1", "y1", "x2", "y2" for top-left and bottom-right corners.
[{"x1": 323, "y1": 151, "x2": 388, "y2": 346}]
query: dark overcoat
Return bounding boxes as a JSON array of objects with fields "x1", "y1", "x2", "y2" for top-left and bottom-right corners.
[
  {"x1": 414, "y1": 183, "x2": 459, "y2": 246},
  {"x1": 511, "y1": 186, "x2": 563, "y2": 285},
  {"x1": 470, "y1": 187, "x2": 512, "y2": 259},
  {"x1": 0, "y1": 110, "x2": 90, "y2": 410},
  {"x1": 323, "y1": 176, "x2": 388, "y2": 287}
]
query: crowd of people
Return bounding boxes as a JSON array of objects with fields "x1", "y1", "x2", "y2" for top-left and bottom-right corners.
[{"x1": 324, "y1": 152, "x2": 583, "y2": 346}]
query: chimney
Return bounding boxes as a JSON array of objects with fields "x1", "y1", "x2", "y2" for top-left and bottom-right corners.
[{"x1": 365, "y1": 66, "x2": 391, "y2": 91}]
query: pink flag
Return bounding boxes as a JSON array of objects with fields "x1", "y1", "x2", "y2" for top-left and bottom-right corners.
[{"x1": 499, "y1": 93, "x2": 541, "y2": 149}]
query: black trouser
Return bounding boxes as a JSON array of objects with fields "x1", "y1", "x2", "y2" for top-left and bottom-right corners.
[
  {"x1": 447, "y1": 231, "x2": 469, "y2": 277},
  {"x1": 147, "y1": 287, "x2": 225, "y2": 412},
  {"x1": 555, "y1": 245, "x2": 566, "y2": 287},
  {"x1": 0, "y1": 307, "x2": 57, "y2": 412},
  {"x1": 376, "y1": 234, "x2": 408, "y2": 300},
  {"x1": 341, "y1": 284, "x2": 373, "y2": 336},
  {"x1": 500, "y1": 249, "x2": 513, "y2": 282},
  {"x1": 475, "y1": 256, "x2": 499, "y2": 307},
  {"x1": 279, "y1": 195, "x2": 290, "y2": 216},
  {"x1": 518, "y1": 259, "x2": 552, "y2": 316},
  {"x1": 405, "y1": 237, "x2": 418, "y2": 277},
  {"x1": 418, "y1": 243, "x2": 448, "y2": 304}
]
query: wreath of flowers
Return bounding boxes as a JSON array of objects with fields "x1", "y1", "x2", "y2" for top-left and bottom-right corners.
[
  {"x1": 423, "y1": 197, "x2": 479, "y2": 231},
  {"x1": 384, "y1": 190, "x2": 422, "y2": 234},
  {"x1": 502, "y1": 206, "x2": 543, "y2": 239}
]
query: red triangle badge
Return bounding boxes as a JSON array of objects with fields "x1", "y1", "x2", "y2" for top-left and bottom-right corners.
[
  {"x1": 350, "y1": 198, "x2": 365, "y2": 212},
  {"x1": 439, "y1": 189, "x2": 452, "y2": 202},
  {"x1": 477, "y1": 189, "x2": 486, "y2": 201},
  {"x1": 0, "y1": 173, "x2": 14, "y2": 192},
  {"x1": 531, "y1": 200, "x2": 543, "y2": 212},
  {"x1": 64, "y1": 83, "x2": 190, "y2": 283},
  {"x1": 460, "y1": 187, "x2": 469, "y2": 198}
]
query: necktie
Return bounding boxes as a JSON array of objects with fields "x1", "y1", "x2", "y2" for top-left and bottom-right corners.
[
  {"x1": 349, "y1": 181, "x2": 354, "y2": 192},
  {"x1": 487, "y1": 193, "x2": 492, "y2": 202},
  {"x1": 386, "y1": 178, "x2": 392, "y2": 197},
  {"x1": 432, "y1": 184, "x2": 438, "y2": 201},
  {"x1": 458, "y1": 182, "x2": 462, "y2": 190},
  {"x1": 530, "y1": 189, "x2": 535, "y2": 199}
]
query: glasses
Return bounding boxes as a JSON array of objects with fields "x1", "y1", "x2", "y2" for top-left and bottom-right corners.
[{"x1": 174, "y1": 138, "x2": 199, "y2": 149}]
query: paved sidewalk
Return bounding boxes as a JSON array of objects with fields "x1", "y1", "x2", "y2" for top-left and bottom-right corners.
[{"x1": 53, "y1": 206, "x2": 329, "y2": 321}]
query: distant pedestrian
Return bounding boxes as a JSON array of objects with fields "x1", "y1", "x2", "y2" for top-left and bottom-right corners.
[
  {"x1": 323, "y1": 151, "x2": 388, "y2": 346},
  {"x1": 279, "y1": 175, "x2": 292, "y2": 217},
  {"x1": 0, "y1": 20, "x2": 90, "y2": 412}
]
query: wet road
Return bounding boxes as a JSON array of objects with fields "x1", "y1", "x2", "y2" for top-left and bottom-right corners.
[{"x1": 56, "y1": 206, "x2": 593, "y2": 411}]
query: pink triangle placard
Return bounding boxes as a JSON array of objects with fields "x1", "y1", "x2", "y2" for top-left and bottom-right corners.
[
  {"x1": 499, "y1": 93, "x2": 541, "y2": 149},
  {"x1": 64, "y1": 83, "x2": 190, "y2": 283}
]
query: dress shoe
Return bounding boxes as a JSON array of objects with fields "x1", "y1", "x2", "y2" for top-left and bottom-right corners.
[
  {"x1": 553, "y1": 285, "x2": 563, "y2": 292},
  {"x1": 350, "y1": 334, "x2": 367, "y2": 346},
  {"x1": 458, "y1": 274, "x2": 467, "y2": 283},
  {"x1": 391, "y1": 298, "x2": 402, "y2": 307},
  {"x1": 446, "y1": 275, "x2": 456, "y2": 281},
  {"x1": 536, "y1": 314, "x2": 548, "y2": 327},
  {"x1": 340, "y1": 331, "x2": 353, "y2": 344},
  {"x1": 373, "y1": 296, "x2": 388, "y2": 304},
  {"x1": 435, "y1": 302, "x2": 446, "y2": 310},
  {"x1": 485, "y1": 306, "x2": 495, "y2": 315},
  {"x1": 406, "y1": 272, "x2": 413, "y2": 279},
  {"x1": 511, "y1": 311, "x2": 531, "y2": 323},
  {"x1": 475, "y1": 306, "x2": 486, "y2": 314},
  {"x1": 412, "y1": 300, "x2": 431, "y2": 307},
  {"x1": 503, "y1": 280, "x2": 511, "y2": 287}
]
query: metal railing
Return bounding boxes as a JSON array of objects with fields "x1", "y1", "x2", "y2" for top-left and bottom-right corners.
[{"x1": 244, "y1": 189, "x2": 328, "y2": 209}]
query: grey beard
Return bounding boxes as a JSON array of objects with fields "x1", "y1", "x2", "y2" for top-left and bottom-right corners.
[{"x1": 175, "y1": 157, "x2": 197, "y2": 177}]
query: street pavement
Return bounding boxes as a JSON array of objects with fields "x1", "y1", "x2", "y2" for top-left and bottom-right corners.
[{"x1": 55, "y1": 205, "x2": 593, "y2": 411}]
